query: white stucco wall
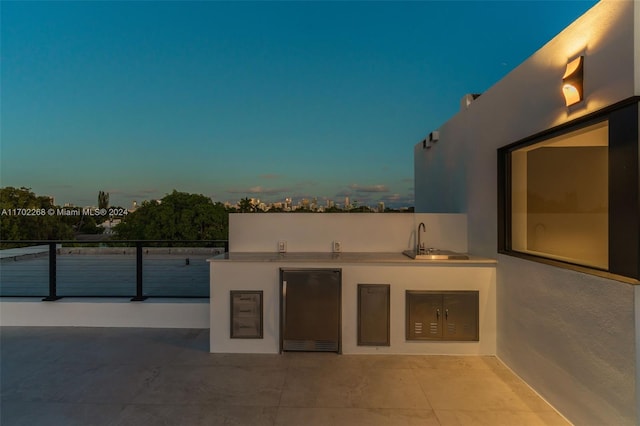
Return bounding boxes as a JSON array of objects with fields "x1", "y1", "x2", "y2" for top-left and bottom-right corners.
[
  {"x1": 416, "y1": 0, "x2": 636, "y2": 230},
  {"x1": 0, "y1": 298, "x2": 209, "y2": 328},
  {"x1": 414, "y1": 1, "x2": 638, "y2": 424},
  {"x1": 498, "y1": 257, "x2": 635, "y2": 425},
  {"x1": 229, "y1": 213, "x2": 468, "y2": 253}
]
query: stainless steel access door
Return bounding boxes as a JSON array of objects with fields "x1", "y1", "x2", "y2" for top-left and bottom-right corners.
[
  {"x1": 406, "y1": 290, "x2": 479, "y2": 341},
  {"x1": 280, "y1": 268, "x2": 341, "y2": 353}
]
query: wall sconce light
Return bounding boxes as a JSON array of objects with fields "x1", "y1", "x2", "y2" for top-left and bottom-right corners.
[
  {"x1": 562, "y1": 56, "x2": 584, "y2": 107},
  {"x1": 421, "y1": 131, "x2": 439, "y2": 149}
]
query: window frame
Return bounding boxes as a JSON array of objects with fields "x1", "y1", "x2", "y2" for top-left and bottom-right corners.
[{"x1": 498, "y1": 97, "x2": 640, "y2": 282}]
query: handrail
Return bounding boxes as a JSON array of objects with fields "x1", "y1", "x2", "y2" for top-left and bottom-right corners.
[
  {"x1": 0, "y1": 239, "x2": 229, "y2": 244},
  {"x1": 0, "y1": 239, "x2": 229, "y2": 301}
]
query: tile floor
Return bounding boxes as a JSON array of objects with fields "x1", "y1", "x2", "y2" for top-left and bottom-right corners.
[{"x1": 0, "y1": 327, "x2": 570, "y2": 426}]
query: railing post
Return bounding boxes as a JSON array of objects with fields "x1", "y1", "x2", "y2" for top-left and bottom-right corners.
[
  {"x1": 131, "y1": 242, "x2": 147, "y2": 301},
  {"x1": 43, "y1": 242, "x2": 61, "y2": 301}
]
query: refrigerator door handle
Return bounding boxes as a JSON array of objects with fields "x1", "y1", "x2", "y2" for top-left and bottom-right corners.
[{"x1": 282, "y1": 280, "x2": 287, "y2": 332}]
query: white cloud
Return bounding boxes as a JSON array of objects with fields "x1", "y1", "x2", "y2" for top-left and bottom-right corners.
[{"x1": 348, "y1": 184, "x2": 389, "y2": 193}]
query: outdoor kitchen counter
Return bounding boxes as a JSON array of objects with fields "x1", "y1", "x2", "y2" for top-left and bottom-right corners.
[
  {"x1": 209, "y1": 251, "x2": 497, "y2": 355},
  {"x1": 208, "y1": 251, "x2": 496, "y2": 264}
]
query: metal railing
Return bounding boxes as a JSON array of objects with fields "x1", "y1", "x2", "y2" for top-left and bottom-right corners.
[{"x1": 0, "y1": 240, "x2": 228, "y2": 301}]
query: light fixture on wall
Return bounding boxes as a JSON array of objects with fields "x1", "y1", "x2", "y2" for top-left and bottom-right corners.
[
  {"x1": 421, "y1": 130, "x2": 440, "y2": 149},
  {"x1": 562, "y1": 56, "x2": 584, "y2": 107}
]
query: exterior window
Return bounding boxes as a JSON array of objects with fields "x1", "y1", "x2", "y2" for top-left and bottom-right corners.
[
  {"x1": 499, "y1": 98, "x2": 639, "y2": 281},
  {"x1": 510, "y1": 122, "x2": 608, "y2": 269}
]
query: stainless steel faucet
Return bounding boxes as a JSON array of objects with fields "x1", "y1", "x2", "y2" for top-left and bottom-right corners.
[{"x1": 417, "y1": 222, "x2": 426, "y2": 254}]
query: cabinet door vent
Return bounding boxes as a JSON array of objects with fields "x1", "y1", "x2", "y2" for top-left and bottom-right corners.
[
  {"x1": 414, "y1": 322, "x2": 423, "y2": 335},
  {"x1": 447, "y1": 323, "x2": 456, "y2": 335},
  {"x1": 429, "y1": 322, "x2": 439, "y2": 335},
  {"x1": 283, "y1": 339, "x2": 339, "y2": 352}
]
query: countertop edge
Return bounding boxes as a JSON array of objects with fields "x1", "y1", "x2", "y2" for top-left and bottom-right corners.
[{"x1": 207, "y1": 252, "x2": 497, "y2": 265}]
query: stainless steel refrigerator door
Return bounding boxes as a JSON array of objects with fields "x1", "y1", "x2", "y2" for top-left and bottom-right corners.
[{"x1": 280, "y1": 269, "x2": 341, "y2": 352}]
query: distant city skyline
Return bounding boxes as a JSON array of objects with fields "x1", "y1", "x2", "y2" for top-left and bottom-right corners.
[
  {"x1": 1, "y1": 1, "x2": 598, "y2": 208},
  {"x1": 57, "y1": 192, "x2": 396, "y2": 213}
]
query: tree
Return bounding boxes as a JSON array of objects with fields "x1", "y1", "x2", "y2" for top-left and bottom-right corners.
[
  {"x1": 77, "y1": 216, "x2": 104, "y2": 234},
  {"x1": 113, "y1": 190, "x2": 230, "y2": 240},
  {"x1": 98, "y1": 191, "x2": 109, "y2": 209},
  {"x1": 324, "y1": 206, "x2": 344, "y2": 213},
  {"x1": 238, "y1": 197, "x2": 254, "y2": 213},
  {"x1": 348, "y1": 205, "x2": 373, "y2": 213},
  {"x1": 0, "y1": 186, "x2": 75, "y2": 241}
]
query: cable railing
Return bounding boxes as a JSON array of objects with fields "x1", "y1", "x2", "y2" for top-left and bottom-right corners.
[{"x1": 0, "y1": 240, "x2": 228, "y2": 300}]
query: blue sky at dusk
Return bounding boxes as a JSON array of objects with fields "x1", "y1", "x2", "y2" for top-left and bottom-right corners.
[{"x1": 1, "y1": 1, "x2": 597, "y2": 208}]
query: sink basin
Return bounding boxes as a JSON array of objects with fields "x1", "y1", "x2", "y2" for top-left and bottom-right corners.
[{"x1": 402, "y1": 249, "x2": 469, "y2": 260}]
